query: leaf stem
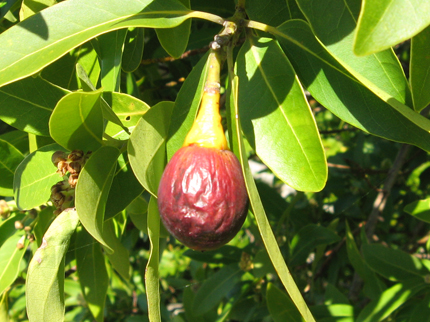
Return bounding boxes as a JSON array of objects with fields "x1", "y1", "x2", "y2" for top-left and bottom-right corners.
[{"x1": 187, "y1": 11, "x2": 225, "y2": 25}]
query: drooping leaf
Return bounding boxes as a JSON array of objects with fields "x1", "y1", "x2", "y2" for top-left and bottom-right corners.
[
  {"x1": 296, "y1": 0, "x2": 412, "y2": 108},
  {"x1": 275, "y1": 20, "x2": 430, "y2": 152},
  {"x1": 362, "y1": 243, "x2": 430, "y2": 281},
  {"x1": 49, "y1": 90, "x2": 104, "y2": 151},
  {"x1": 75, "y1": 145, "x2": 121, "y2": 253},
  {"x1": 156, "y1": 0, "x2": 191, "y2": 58},
  {"x1": 0, "y1": 138, "x2": 25, "y2": 196},
  {"x1": 126, "y1": 195, "x2": 148, "y2": 232},
  {"x1": 128, "y1": 101, "x2": 174, "y2": 197},
  {"x1": 103, "y1": 91, "x2": 150, "y2": 140},
  {"x1": 237, "y1": 36, "x2": 327, "y2": 191},
  {"x1": 228, "y1": 75, "x2": 315, "y2": 321},
  {"x1": 105, "y1": 152, "x2": 144, "y2": 221},
  {"x1": 122, "y1": 28, "x2": 145, "y2": 73},
  {"x1": 354, "y1": 0, "x2": 430, "y2": 56},
  {"x1": 104, "y1": 219, "x2": 131, "y2": 280},
  {"x1": 14, "y1": 143, "x2": 67, "y2": 210},
  {"x1": 0, "y1": 76, "x2": 67, "y2": 136},
  {"x1": 146, "y1": 196, "x2": 161, "y2": 321},
  {"x1": 0, "y1": 231, "x2": 28, "y2": 295},
  {"x1": 0, "y1": 0, "x2": 199, "y2": 88},
  {"x1": 356, "y1": 278, "x2": 427, "y2": 322},
  {"x1": 404, "y1": 198, "x2": 430, "y2": 223},
  {"x1": 26, "y1": 208, "x2": 79, "y2": 322},
  {"x1": 192, "y1": 264, "x2": 243, "y2": 316},
  {"x1": 289, "y1": 224, "x2": 340, "y2": 266},
  {"x1": 75, "y1": 227, "x2": 108, "y2": 322},
  {"x1": 410, "y1": 25, "x2": 430, "y2": 112},
  {"x1": 166, "y1": 52, "x2": 210, "y2": 160},
  {"x1": 266, "y1": 282, "x2": 304, "y2": 322},
  {"x1": 97, "y1": 29, "x2": 127, "y2": 92}
]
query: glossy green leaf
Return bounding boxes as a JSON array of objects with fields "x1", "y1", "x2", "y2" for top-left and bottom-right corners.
[
  {"x1": 354, "y1": 0, "x2": 430, "y2": 56},
  {"x1": 126, "y1": 195, "x2": 148, "y2": 232},
  {"x1": 97, "y1": 29, "x2": 127, "y2": 92},
  {"x1": 228, "y1": 75, "x2": 315, "y2": 321},
  {"x1": 33, "y1": 206, "x2": 55, "y2": 247},
  {"x1": 103, "y1": 91, "x2": 150, "y2": 140},
  {"x1": 410, "y1": 26, "x2": 430, "y2": 112},
  {"x1": 0, "y1": 138, "x2": 25, "y2": 196},
  {"x1": 49, "y1": 90, "x2": 104, "y2": 151},
  {"x1": 14, "y1": 143, "x2": 67, "y2": 210},
  {"x1": 289, "y1": 224, "x2": 340, "y2": 266},
  {"x1": 0, "y1": 213, "x2": 26, "y2": 247},
  {"x1": 76, "y1": 227, "x2": 108, "y2": 322},
  {"x1": 266, "y1": 282, "x2": 304, "y2": 322},
  {"x1": 0, "y1": 231, "x2": 28, "y2": 296},
  {"x1": 362, "y1": 243, "x2": 430, "y2": 281},
  {"x1": 26, "y1": 208, "x2": 79, "y2": 322},
  {"x1": 128, "y1": 101, "x2": 174, "y2": 197},
  {"x1": 75, "y1": 145, "x2": 121, "y2": 253},
  {"x1": 122, "y1": 28, "x2": 145, "y2": 73},
  {"x1": 296, "y1": 0, "x2": 412, "y2": 108},
  {"x1": 345, "y1": 222, "x2": 385, "y2": 299},
  {"x1": 0, "y1": 76, "x2": 67, "y2": 136},
  {"x1": 404, "y1": 198, "x2": 430, "y2": 223},
  {"x1": 156, "y1": 0, "x2": 191, "y2": 58},
  {"x1": 192, "y1": 264, "x2": 243, "y2": 316},
  {"x1": 0, "y1": 0, "x2": 204, "y2": 88},
  {"x1": 105, "y1": 152, "x2": 144, "y2": 221},
  {"x1": 19, "y1": 0, "x2": 56, "y2": 20},
  {"x1": 246, "y1": 0, "x2": 304, "y2": 26},
  {"x1": 184, "y1": 245, "x2": 243, "y2": 265},
  {"x1": 104, "y1": 219, "x2": 130, "y2": 280},
  {"x1": 0, "y1": 130, "x2": 29, "y2": 154},
  {"x1": 237, "y1": 37, "x2": 327, "y2": 192},
  {"x1": 167, "y1": 52, "x2": 210, "y2": 160},
  {"x1": 275, "y1": 20, "x2": 430, "y2": 152},
  {"x1": 146, "y1": 196, "x2": 161, "y2": 322},
  {"x1": 356, "y1": 278, "x2": 427, "y2": 322}
]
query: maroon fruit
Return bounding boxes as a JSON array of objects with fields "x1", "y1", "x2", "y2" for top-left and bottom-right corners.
[{"x1": 157, "y1": 145, "x2": 248, "y2": 251}]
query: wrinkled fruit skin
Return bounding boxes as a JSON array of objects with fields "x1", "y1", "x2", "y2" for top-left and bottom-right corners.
[{"x1": 157, "y1": 145, "x2": 249, "y2": 251}]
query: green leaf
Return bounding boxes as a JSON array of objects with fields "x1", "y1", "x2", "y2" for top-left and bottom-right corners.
[
  {"x1": 0, "y1": 76, "x2": 67, "y2": 136},
  {"x1": 362, "y1": 243, "x2": 430, "y2": 281},
  {"x1": 354, "y1": 0, "x2": 430, "y2": 56},
  {"x1": 0, "y1": 138, "x2": 25, "y2": 196},
  {"x1": 33, "y1": 206, "x2": 55, "y2": 247},
  {"x1": 245, "y1": 0, "x2": 305, "y2": 26},
  {"x1": 192, "y1": 264, "x2": 243, "y2": 316},
  {"x1": 228, "y1": 75, "x2": 315, "y2": 321},
  {"x1": 0, "y1": 213, "x2": 26, "y2": 247},
  {"x1": 122, "y1": 28, "x2": 145, "y2": 73},
  {"x1": 156, "y1": 0, "x2": 191, "y2": 58},
  {"x1": 105, "y1": 152, "x2": 144, "y2": 221},
  {"x1": 26, "y1": 208, "x2": 79, "y2": 322},
  {"x1": 275, "y1": 20, "x2": 430, "y2": 152},
  {"x1": 237, "y1": 37, "x2": 327, "y2": 192},
  {"x1": 14, "y1": 143, "x2": 67, "y2": 210},
  {"x1": 97, "y1": 29, "x2": 127, "y2": 92},
  {"x1": 76, "y1": 227, "x2": 108, "y2": 322},
  {"x1": 408, "y1": 294, "x2": 430, "y2": 322},
  {"x1": 0, "y1": 292, "x2": 8, "y2": 322},
  {"x1": 311, "y1": 304, "x2": 355, "y2": 321},
  {"x1": 103, "y1": 91, "x2": 150, "y2": 140},
  {"x1": 356, "y1": 278, "x2": 427, "y2": 322},
  {"x1": 104, "y1": 219, "x2": 131, "y2": 280},
  {"x1": 266, "y1": 282, "x2": 304, "y2": 322},
  {"x1": 289, "y1": 224, "x2": 340, "y2": 266},
  {"x1": 49, "y1": 90, "x2": 104, "y2": 151},
  {"x1": 0, "y1": 231, "x2": 28, "y2": 296},
  {"x1": 296, "y1": 0, "x2": 412, "y2": 108},
  {"x1": 410, "y1": 25, "x2": 430, "y2": 112},
  {"x1": 404, "y1": 198, "x2": 430, "y2": 223},
  {"x1": 252, "y1": 248, "x2": 276, "y2": 279},
  {"x1": 0, "y1": 0, "x2": 196, "y2": 88},
  {"x1": 167, "y1": 52, "x2": 210, "y2": 160},
  {"x1": 146, "y1": 196, "x2": 161, "y2": 322},
  {"x1": 128, "y1": 101, "x2": 174, "y2": 197},
  {"x1": 75, "y1": 145, "x2": 121, "y2": 253},
  {"x1": 126, "y1": 195, "x2": 148, "y2": 232},
  {"x1": 183, "y1": 245, "x2": 243, "y2": 265},
  {"x1": 19, "y1": 0, "x2": 56, "y2": 20},
  {"x1": 0, "y1": 130, "x2": 29, "y2": 154}
]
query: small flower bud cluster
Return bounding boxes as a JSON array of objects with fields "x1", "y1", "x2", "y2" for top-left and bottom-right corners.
[
  {"x1": 50, "y1": 149, "x2": 91, "y2": 215},
  {"x1": 0, "y1": 200, "x2": 11, "y2": 219}
]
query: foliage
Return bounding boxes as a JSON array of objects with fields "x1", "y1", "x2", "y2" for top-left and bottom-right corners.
[{"x1": 1, "y1": 0, "x2": 430, "y2": 321}]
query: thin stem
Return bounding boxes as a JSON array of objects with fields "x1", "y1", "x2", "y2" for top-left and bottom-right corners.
[{"x1": 187, "y1": 11, "x2": 225, "y2": 25}]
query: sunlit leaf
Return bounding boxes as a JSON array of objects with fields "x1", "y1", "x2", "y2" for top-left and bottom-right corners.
[
  {"x1": 404, "y1": 198, "x2": 430, "y2": 223},
  {"x1": 122, "y1": 28, "x2": 145, "y2": 73},
  {"x1": 0, "y1": 138, "x2": 25, "y2": 196}
]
